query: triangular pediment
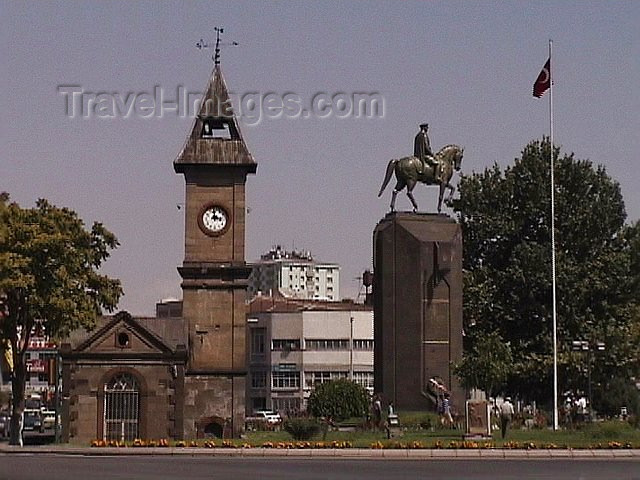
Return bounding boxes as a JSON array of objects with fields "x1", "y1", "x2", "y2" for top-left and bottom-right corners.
[
  {"x1": 74, "y1": 311, "x2": 174, "y2": 355},
  {"x1": 174, "y1": 65, "x2": 257, "y2": 172}
]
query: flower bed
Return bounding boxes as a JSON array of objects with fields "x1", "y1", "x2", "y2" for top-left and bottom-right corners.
[{"x1": 89, "y1": 438, "x2": 639, "y2": 450}]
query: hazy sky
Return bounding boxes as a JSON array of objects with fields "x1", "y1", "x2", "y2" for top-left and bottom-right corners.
[{"x1": 2, "y1": 1, "x2": 638, "y2": 315}]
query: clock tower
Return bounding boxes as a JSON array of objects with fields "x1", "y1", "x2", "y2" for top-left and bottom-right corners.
[{"x1": 174, "y1": 64, "x2": 256, "y2": 437}]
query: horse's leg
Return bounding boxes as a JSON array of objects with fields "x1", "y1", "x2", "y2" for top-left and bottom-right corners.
[
  {"x1": 446, "y1": 183, "x2": 455, "y2": 202},
  {"x1": 390, "y1": 190, "x2": 398, "y2": 212},
  {"x1": 437, "y1": 182, "x2": 446, "y2": 213},
  {"x1": 390, "y1": 180, "x2": 405, "y2": 212},
  {"x1": 406, "y1": 179, "x2": 418, "y2": 212}
]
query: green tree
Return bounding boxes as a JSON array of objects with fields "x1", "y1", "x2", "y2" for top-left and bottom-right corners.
[
  {"x1": 450, "y1": 138, "x2": 639, "y2": 406},
  {"x1": 453, "y1": 331, "x2": 513, "y2": 398},
  {"x1": 592, "y1": 376, "x2": 640, "y2": 417},
  {"x1": 626, "y1": 221, "x2": 640, "y2": 301},
  {"x1": 307, "y1": 379, "x2": 369, "y2": 421},
  {"x1": 0, "y1": 194, "x2": 122, "y2": 445}
]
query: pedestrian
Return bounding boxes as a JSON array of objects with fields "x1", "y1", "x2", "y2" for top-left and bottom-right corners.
[
  {"x1": 442, "y1": 393, "x2": 454, "y2": 428},
  {"x1": 575, "y1": 396, "x2": 587, "y2": 423},
  {"x1": 372, "y1": 395, "x2": 382, "y2": 430},
  {"x1": 500, "y1": 397, "x2": 515, "y2": 439},
  {"x1": 436, "y1": 388, "x2": 445, "y2": 417}
]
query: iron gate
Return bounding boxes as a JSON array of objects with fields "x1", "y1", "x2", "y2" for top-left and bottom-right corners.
[{"x1": 103, "y1": 373, "x2": 139, "y2": 441}]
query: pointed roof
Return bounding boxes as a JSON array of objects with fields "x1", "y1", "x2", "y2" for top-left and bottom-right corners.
[
  {"x1": 72, "y1": 311, "x2": 179, "y2": 355},
  {"x1": 174, "y1": 65, "x2": 256, "y2": 172}
]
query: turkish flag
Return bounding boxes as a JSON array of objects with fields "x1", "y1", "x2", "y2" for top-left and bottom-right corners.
[{"x1": 533, "y1": 58, "x2": 551, "y2": 98}]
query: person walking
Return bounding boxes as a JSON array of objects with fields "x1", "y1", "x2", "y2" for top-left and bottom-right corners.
[
  {"x1": 442, "y1": 393, "x2": 454, "y2": 428},
  {"x1": 500, "y1": 397, "x2": 515, "y2": 439},
  {"x1": 372, "y1": 395, "x2": 383, "y2": 431}
]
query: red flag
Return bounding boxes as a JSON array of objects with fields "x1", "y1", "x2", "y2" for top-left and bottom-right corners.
[{"x1": 533, "y1": 58, "x2": 551, "y2": 98}]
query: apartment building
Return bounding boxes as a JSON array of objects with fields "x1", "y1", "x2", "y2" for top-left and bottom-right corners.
[{"x1": 248, "y1": 246, "x2": 340, "y2": 301}]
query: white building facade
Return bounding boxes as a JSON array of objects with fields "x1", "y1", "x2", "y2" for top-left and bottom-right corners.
[
  {"x1": 246, "y1": 296, "x2": 373, "y2": 415},
  {"x1": 248, "y1": 246, "x2": 340, "y2": 301}
]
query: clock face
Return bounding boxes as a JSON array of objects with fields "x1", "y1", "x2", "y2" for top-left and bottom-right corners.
[{"x1": 200, "y1": 205, "x2": 229, "y2": 235}]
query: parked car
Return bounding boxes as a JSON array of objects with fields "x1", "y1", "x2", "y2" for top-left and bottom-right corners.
[
  {"x1": 0, "y1": 411, "x2": 10, "y2": 438},
  {"x1": 42, "y1": 410, "x2": 56, "y2": 430},
  {"x1": 22, "y1": 410, "x2": 43, "y2": 433},
  {"x1": 255, "y1": 410, "x2": 282, "y2": 425}
]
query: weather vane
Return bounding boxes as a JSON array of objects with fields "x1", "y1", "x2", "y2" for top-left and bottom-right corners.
[{"x1": 196, "y1": 27, "x2": 238, "y2": 65}]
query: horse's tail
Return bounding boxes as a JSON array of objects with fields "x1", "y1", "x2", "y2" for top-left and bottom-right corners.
[{"x1": 378, "y1": 159, "x2": 397, "y2": 197}]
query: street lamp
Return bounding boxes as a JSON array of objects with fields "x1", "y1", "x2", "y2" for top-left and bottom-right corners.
[
  {"x1": 571, "y1": 340, "x2": 605, "y2": 421},
  {"x1": 349, "y1": 316, "x2": 354, "y2": 381}
]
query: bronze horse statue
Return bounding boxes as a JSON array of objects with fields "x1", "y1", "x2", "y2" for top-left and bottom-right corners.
[{"x1": 378, "y1": 144, "x2": 464, "y2": 213}]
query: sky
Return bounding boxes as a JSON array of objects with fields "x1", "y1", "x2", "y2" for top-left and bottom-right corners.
[{"x1": 2, "y1": 1, "x2": 638, "y2": 316}]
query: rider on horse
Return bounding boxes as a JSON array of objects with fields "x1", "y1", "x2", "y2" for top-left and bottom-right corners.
[{"x1": 414, "y1": 123, "x2": 440, "y2": 181}]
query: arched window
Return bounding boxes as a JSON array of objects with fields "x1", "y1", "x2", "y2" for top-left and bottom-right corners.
[
  {"x1": 104, "y1": 373, "x2": 139, "y2": 441},
  {"x1": 203, "y1": 422, "x2": 223, "y2": 438}
]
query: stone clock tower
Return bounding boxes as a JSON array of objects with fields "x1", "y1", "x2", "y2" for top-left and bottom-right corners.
[{"x1": 174, "y1": 64, "x2": 256, "y2": 437}]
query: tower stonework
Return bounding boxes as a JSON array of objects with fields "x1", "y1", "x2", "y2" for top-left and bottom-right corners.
[
  {"x1": 174, "y1": 65, "x2": 256, "y2": 438},
  {"x1": 373, "y1": 213, "x2": 464, "y2": 414}
]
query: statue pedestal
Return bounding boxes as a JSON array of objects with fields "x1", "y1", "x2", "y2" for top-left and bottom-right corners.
[{"x1": 373, "y1": 212, "x2": 464, "y2": 414}]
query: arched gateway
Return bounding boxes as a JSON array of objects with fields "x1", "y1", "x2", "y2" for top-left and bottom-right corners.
[{"x1": 103, "y1": 373, "x2": 140, "y2": 441}]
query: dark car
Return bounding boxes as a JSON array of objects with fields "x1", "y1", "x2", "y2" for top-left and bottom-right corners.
[
  {"x1": 0, "y1": 411, "x2": 10, "y2": 438},
  {"x1": 22, "y1": 410, "x2": 43, "y2": 433}
]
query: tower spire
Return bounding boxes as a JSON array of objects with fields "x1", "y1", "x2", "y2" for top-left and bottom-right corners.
[{"x1": 175, "y1": 39, "x2": 255, "y2": 173}]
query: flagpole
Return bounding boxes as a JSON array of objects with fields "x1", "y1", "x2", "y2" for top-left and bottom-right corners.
[{"x1": 549, "y1": 38, "x2": 559, "y2": 431}]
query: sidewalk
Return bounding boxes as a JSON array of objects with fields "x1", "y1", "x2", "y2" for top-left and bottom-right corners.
[{"x1": 2, "y1": 445, "x2": 640, "y2": 459}]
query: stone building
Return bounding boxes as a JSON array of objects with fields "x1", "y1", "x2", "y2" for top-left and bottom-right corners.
[{"x1": 60, "y1": 311, "x2": 187, "y2": 442}]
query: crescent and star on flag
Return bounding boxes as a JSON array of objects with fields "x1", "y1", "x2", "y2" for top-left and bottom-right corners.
[{"x1": 533, "y1": 58, "x2": 551, "y2": 98}]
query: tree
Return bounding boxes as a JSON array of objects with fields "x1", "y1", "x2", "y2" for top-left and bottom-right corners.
[
  {"x1": 0, "y1": 194, "x2": 122, "y2": 445},
  {"x1": 592, "y1": 376, "x2": 640, "y2": 417},
  {"x1": 307, "y1": 379, "x2": 369, "y2": 421},
  {"x1": 625, "y1": 221, "x2": 640, "y2": 301},
  {"x1": 453, "y1": 331, "x2": 513, "y2": 398},
  {"x1": 450, "y1": 138, "x2": 639, "y2": 406}
]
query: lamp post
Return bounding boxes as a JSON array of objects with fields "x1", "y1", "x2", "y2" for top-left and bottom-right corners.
[
  {"x1": 54, "y1": 352, "x2": 61, "y2": 443},
  {"x1": 571, "y1": 340, "x2": 605, "y2": 421},
  {"x1": 349, "y1": 316, "x2": 354, "y2": 381}
]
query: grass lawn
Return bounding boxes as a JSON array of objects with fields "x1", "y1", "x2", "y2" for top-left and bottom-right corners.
[{"x1": 245, "y1": 420, "x2": 640, "y2": 449}]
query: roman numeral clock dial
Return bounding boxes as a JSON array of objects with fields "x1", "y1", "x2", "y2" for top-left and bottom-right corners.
[{"x1": 198, "y1": 204, "x2": 230, "y2": 236}]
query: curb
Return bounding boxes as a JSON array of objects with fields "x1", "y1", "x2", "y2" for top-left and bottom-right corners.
[{"x1": 2, "y1": 446, "x2": 640, "y2": 459}]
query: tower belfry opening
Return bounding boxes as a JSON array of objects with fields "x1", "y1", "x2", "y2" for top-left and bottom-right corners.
[{"x1": 200, "y1": 116, "x2": 236, "y2": 140}]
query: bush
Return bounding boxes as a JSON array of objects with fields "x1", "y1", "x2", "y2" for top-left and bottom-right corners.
[
  {"x1": 394, "y1": 411, "x2": 440, "y2": 430},
  {"x1": 583, "y1": 420, "x2": 636, "y2": 440},
  {"x1": 307, "y1": 379, "x2": 369, "y2": 422},
  {"x1": 593, "y1": 377, "x2": 640, "y2": 417},
  {"x1": 534, "y1": 411, "x2": 550, "y2": 428},
  {"x1": 284, "y1": 418, "x2": 320, "y2": 440}
]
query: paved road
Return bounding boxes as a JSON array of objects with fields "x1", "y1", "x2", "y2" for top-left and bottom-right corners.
[{"x1": 1, "y1": 455, "x2": 639, "y2": 480}]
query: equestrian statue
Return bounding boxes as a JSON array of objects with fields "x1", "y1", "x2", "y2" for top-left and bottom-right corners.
[{"x1": 378, "y1": 123, "x2": 464, "y2": 213}]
